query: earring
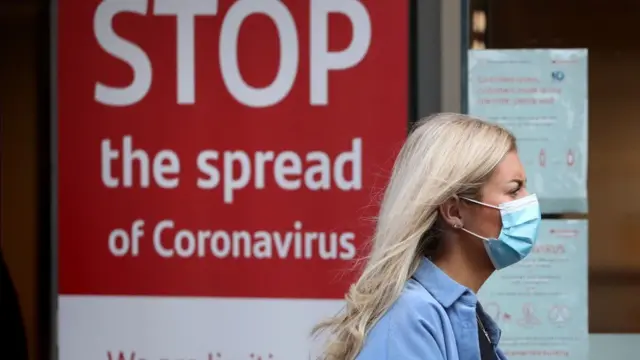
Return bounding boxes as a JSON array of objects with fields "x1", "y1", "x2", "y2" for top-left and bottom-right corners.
[{"x1": 454, "y1": 223, "x2": 461, "y2": 229}]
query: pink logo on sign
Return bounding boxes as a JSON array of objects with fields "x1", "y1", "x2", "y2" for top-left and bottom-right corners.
[
  {"x1": 567, "y1": 149, "x2": 575, "y2": 166},
  {"x1": 517, "y1": 303, "x2": 541, "y2": 328}
]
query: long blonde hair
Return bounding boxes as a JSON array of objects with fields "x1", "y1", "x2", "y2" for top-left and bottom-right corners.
[{"x1": 312, "y1": 113, "x2": 516, "y2": 360}]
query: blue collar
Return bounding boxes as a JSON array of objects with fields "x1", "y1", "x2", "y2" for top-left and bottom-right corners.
[
  {"x1": 412, "y1": 258, "x2": 470, "y2": 308},
  {"x1": 412, "y1": 258, "x2": 502, "y2": 344}
]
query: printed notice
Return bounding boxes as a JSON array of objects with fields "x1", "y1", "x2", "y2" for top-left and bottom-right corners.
[
  {"x1": 468, "y1": 49, "x2": 588, "y2": 214},
  {"x1": 478, "y1": 219, "x2": 588, "y2": 360}
]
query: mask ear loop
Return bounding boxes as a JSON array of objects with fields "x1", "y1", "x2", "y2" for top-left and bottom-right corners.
[
  {"x1": 460, "y1": 196, "x2": 500, "y2": 210},
  {"x1": 459, "y1": 226, "x2": 490, "y2": 241},
  {"x1": 456, "y1": 196, "x2": 498, "y2": 241}
]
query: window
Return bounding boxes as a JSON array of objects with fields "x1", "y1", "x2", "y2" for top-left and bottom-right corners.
[{"x1": 468, "y1": 0, "x2": 640, "y2": 334}]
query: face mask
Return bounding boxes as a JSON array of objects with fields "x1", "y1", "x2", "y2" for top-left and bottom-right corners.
[{"x1": 459, "y1": 194, "x2": 541, "y2": 270}]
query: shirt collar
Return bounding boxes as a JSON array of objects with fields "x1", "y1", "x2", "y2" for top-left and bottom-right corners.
[
  {"x1": 412, "y1": 257, "x2": 470, "y2": 308},
  {"x1": 413, "y1": 258, "x2": 503, "y2": 344}
]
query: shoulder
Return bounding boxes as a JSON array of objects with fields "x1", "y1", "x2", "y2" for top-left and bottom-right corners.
[{"x1": 356, "y1": 279, "x2": 450, "y2": 360}]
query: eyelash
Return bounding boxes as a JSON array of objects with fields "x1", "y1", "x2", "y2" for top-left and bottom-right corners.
[{"x1": 509, "y1": 186, "x2": 521, "y2": 195}]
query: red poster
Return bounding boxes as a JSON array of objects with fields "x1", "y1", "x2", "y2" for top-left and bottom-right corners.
[{"x1": 57, "y1": 0, "x2": 408, "y2": 300}]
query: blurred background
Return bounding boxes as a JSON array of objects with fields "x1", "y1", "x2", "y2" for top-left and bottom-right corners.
[{"x1": 2, "y1": 0, "x2": 640, "y2": 359}]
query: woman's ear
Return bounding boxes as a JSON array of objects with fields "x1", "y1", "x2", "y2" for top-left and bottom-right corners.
[{"x1": 438, "y1": 195, "x2": 464, "y2": 229}]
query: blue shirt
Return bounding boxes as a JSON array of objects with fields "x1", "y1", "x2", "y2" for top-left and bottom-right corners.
[{"x1": 356, "y1": 258, "x2": 507, "y2": 360}]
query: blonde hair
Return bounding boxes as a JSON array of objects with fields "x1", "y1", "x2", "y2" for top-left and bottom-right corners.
[{"x1": 312, "y1": 113, "x2": 516, "y2": 360}]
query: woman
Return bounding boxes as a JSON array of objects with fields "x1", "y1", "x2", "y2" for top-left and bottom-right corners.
[{"x1": 313, "y1": 113, "x2": 541, "y2": 360}]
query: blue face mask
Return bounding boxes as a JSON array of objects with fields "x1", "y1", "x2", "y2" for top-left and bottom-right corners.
[{"x1": 459, "y1": 194, "x2": 542, "y2": 270}]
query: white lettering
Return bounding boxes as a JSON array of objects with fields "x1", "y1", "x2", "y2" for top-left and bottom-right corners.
[
  {"x1": 310, "y1": 0, "x2": 372, "y2": 105},
  {"x1": 339, "y1": 232, "x2": 356, "y2": 259},
  {"x1": 254, "y1": 151, "x2": 274, "y2": 189},
  {"x1": 196, "y1": 150, "x2": 221, "y2": 189},
  {"x1": 175, "y1": 230, "x2": 196, "y2": 257},
  {"x1": 94, "y1": 0, "x2": 152, "y2": 106},
  {"x1": 274, "y1": 151, "x2": 302, "y2": 190},
  {"x1": 219, "y1": 0, "x2": 298, "y2": 107},
  {"x1": 101, "y1": 136, "x2": 180, "y2": 188},
  {"x1": 108, "y1": 228, "x2": 130, "y2": 257},
  {"x1": 153, "y1": 220, "x2": 175, "y2": 257},
  {"x1": 223, "y1": 151, "x2": 251, "y2": 203},
  {"x1": 153, "y1": 150, "x2": 181, "y2": 188},
  {"x1": 101, "y1": 138, "x2": 119, "y2": 188},
  {"x1": 305, "y1": 151, "x2": 331, "y2": 190},
  {"x1": 334, "y1": 138, "x2": 362, "y2": 190},
  {"x1": 94, "y1": 0, "x2": 371, "y2": 106},
  {"x1": 154, "y1": 0, "x2": 218, "y2": 104},
  {"x1": 151, "y1": 220, "x2": 356, "y2": 260},
  {"x1": 210, "y1": 231, "x2": 231, "y2": 257},
  {"x1": 108, "y1": 220, "x2": 144, "y2": 257},
  {"x1": 195, "y1": 138, "x2": 363, "y2": 204}
]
